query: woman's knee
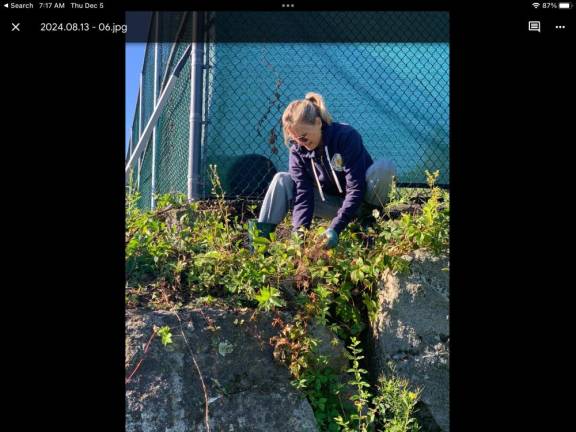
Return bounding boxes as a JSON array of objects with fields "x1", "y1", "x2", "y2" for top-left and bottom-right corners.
[
  {"x1": 367, "y1": 159, "x2": 396, "y2": 179},
  {"x1": 272, "y1": 172, "x2": 293, "y2": 188},
  {"x1": 273, "y1": 172, "x2": 291, "y2": 181},
  {"x1": 267, "y1": 172, "x2": 294, "y2": 201},
  {"x1": 365, "y1": 159, "x2": 396, "y2": 206}
]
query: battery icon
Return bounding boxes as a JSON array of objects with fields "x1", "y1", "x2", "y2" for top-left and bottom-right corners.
[{"x1": 558, "y1": 2, "x2": 573, "y2": 8}]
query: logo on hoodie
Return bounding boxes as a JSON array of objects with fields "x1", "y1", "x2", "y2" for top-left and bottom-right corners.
[{"x1": 330, "y1": 153, "x2": 344, "y2": 172}]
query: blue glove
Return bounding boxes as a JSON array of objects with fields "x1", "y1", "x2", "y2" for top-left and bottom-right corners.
[{"x1": 324, "y1": 228, "x2": 339, "y2": 249}]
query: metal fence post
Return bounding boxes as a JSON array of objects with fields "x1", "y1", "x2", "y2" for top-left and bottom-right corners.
[
  {"x1": 150, "y1": 14, "x2": 159, "y2": 208},
  {"x1": 188, "y1": 12, "x2": 205, "y2": 201},
  {"x1": 127, "y1": 136, "x2": 132, "y2": 163},
  {"x1": 137, "y1": 72, "x2": 143, "y2": 190},
  {"x1": 150, "y1": 12, "x2": 159, "y2": 209}
]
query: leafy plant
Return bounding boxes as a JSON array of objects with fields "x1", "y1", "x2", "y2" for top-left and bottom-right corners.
[
  {"x1": 372, "y1": 371, "x2": 421, "y2": 432},
  {"x1": 335, "y1": 339, "x2": 421, "y2": 432},
  {"x1": 254, "y1": 286, "x2": 286, "y2": 312},
  {"x1": 155, "y1": 325, "x2": 173, "y2": 346},
  {"x1": 335, "y1": 337, "x2": 373, "y2": 432},
  {"x1": 295, "y1": 365, "x2": 350, "y2": 432}
]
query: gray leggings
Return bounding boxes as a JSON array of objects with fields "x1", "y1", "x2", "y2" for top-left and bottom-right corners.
[{"x1": 258, "y1": 158, "x2": 396, "y2": 225}]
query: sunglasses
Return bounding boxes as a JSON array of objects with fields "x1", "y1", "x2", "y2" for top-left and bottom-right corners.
[{"x1": 288, "y1": 134, "x2": 310, "y2": 145}]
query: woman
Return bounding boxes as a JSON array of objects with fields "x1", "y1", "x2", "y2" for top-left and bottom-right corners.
[{"x1": 249, "y1": 92, "x2": 396, "y2": 250}]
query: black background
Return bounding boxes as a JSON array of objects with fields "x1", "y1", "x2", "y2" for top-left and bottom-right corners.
[{"x1": 3, "y1": 1, "x2": 573, "y2": 430}]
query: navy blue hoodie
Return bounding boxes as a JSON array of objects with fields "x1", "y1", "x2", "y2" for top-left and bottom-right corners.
[{"x1": 289, "y1": 121, "x2": 373, "y2": 234}]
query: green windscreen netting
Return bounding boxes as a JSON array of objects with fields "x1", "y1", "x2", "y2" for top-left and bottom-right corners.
[{"x1": 129, "y1": 11, "x2": 449, "y2": 208}]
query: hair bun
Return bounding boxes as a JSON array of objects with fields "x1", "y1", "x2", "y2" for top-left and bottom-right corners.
[
  {"x1": 303, "y1": 92, "x2": 332, "y2": 124},
  {"x1": 305, "y1": 92, "x2": 319, "y2": 105}
]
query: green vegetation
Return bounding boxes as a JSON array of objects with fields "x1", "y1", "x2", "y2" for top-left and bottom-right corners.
[{"x1": 126, "y1": 166, "x2": 449, "y2": 431}]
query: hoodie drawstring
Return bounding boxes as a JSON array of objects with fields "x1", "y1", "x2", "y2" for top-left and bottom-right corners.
[{"x1": 310, "y1": 159, "x2": 326, "y2": 202}]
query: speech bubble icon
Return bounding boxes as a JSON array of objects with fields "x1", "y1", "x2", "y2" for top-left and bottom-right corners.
[{"x1": 529, "y1": 21, "x2": 541, "y2": 32}]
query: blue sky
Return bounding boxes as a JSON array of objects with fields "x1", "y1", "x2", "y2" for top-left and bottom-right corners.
[
  {"x1": 125, "y1": 43, "x2": 147, "y2": 157},
  {"x1": 126, "y1": 12, "x2": 153, "y2": 158}
]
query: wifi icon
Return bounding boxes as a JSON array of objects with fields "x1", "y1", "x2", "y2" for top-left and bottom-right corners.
[{"x1": 532, "y1": 2, "x2": 540, "y2": 7}]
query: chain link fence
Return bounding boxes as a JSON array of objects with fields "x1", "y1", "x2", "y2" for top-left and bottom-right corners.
[{"x1": 127, "y1": 11, "x2": 449, "y2": 209}]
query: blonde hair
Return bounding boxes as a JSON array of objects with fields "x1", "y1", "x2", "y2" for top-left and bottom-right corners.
[{"x1": 282, "y1": 92, "x2": 332, "y2": 146}]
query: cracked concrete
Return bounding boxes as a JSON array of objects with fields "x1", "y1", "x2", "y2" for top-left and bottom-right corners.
[
  {"x1": 371, "y1": 249, "x2": 450, "y2": 432},
  {"x1": 126, "y1": 308, "x2": 318, "y2": 432}
]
